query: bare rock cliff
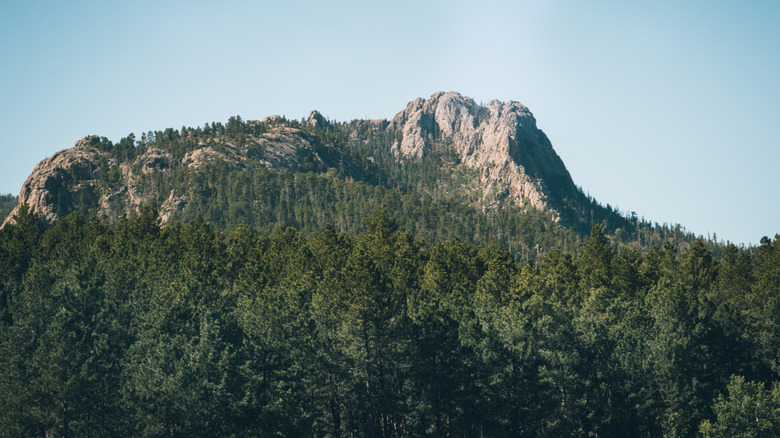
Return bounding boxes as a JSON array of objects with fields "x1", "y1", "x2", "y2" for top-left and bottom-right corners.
[
  {"x1": 3, "y1": 136, "x2": 111, "y2": 227},
  {"x1": 388, "y1": 91, "x2": 575, "y2": 211}
]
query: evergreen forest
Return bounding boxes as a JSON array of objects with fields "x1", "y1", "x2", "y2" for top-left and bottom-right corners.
[
  {"x1": 2, "y1": 205, "x2": 779, "y2": 437},
  {"x1": 0, "y1": 194, "x2": 17, "y2": 223}
]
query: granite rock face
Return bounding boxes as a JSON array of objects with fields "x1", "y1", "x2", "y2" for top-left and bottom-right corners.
[
  {"x1": 3, "y1": 136, "x2": 111, "y2": 226},
  {"x1": 388, "y1": 91, "x2": 575, "y2": 211},
  {"x1": 307, "y1": 110, "x2": 326, "y2": 129}
]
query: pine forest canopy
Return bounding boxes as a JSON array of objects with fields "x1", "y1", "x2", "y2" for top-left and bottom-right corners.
[
  {"x1": 0, "y1": 194, "x2": 16, "y2": 224},
  {"x1": 1, "y1": 206, "x2": 780, "y2": 436}
]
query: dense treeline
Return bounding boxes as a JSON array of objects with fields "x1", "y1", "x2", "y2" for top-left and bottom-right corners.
[
  {"x1": 0, "y1": 193, "x2": 16, "y2": 222},
  {"x1": 149, "y1": 163, "x2": 585, "y2": 263},
  {"x1": 1, "y1": 205, "x2": 778, "y2": 437}
]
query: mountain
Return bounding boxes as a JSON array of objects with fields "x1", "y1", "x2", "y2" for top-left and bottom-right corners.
[
  {"x1": 1, "y1": 91, "x2": 701, "y2": 256},
  {"x1": 5, "y1": 93, "x2": 771, "y2": 437}
]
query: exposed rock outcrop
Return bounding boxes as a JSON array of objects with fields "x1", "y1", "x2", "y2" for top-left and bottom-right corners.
[
  {"x1": 3, "y1": 136, "x2": 111, "y2": 226},
  {"x1": 137, "y1": 147, "x2": 172, "y2": 174},
  {"x1": 262, "y1": 115, "x2": 283, "y2": 124},
  {"x1": 159, "y1": 190, "x2": 189, "y2": 223},
  {"x1": 387, "y1": 91, "x2": 575, "y2": 212},
  {"x1": 182, "y1": 146, "x2": 235, "y2": 170},
  {"x1": 307, "y1": 110, "x2": 326, "y2": 129}
]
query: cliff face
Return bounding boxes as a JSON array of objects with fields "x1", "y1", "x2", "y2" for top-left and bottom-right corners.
[
  {"x1": 3, "y1": 92, "x2": 579, "y2": 227},
  {"x1": 3, "y1": 136, "x2": 112, "y2": 226},
  {"x1": 388, "y1": 91, "x2": 575, "y2": 211}
]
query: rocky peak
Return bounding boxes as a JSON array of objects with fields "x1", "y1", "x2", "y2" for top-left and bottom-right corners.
[
  {"x1": 74, "y1": 135, "x2": 102, "y2": 149},
  {"x1": 2, "y1": 137, "x2": 113, "y2": 227},
  {"x1": 388, "y1": 91, "x2": 574, "y2": 212},
  {"x1": 262, "y1": 115, "x2": 283, "y2": 124},
  {"x1": 307, "y1": 110, "x2": 326, "y2": 129}
]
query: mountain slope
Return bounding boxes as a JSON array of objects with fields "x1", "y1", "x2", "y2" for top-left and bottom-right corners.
[{"x1": 2, "y1": 92, "x2": 703, "y2": 256}]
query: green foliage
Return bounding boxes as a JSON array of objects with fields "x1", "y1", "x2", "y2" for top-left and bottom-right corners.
[
  {"x1": 0, "y1": 206, "x2": 777, "y2": 437},
  {"x1": 0, "y1": 193, "x2": 16, "y2": 223},
  {"x1": 700, "y1": 375, "x2": 780, "y2": 438}
]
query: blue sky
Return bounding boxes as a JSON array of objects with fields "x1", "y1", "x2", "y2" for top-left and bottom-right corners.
[{"x1": 1, "y1": 1, "x2": 778, "y2": 245}]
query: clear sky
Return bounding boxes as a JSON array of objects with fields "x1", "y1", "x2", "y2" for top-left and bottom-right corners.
[{"x1": 1, "y1": 1, "x2": 778, "y2": 245}]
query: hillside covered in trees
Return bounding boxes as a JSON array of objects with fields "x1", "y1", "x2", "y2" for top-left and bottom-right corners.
[
  {"x1": 2, "y1": 93, "x2": 718, "y2": 262},
  {"x1": 1, "y1": 205, "x2": 779, "y2": 437},
  {"x1": 0, "y1": 194, "x2": 16, "y2": 223}
]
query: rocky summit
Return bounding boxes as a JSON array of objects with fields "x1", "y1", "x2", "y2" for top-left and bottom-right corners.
[
  {"x1": 389, "y1": 91, "x2": 574, "y2": 211},
  {"x1": 3, "y1": 91, "x2": 581, "y2": 233}
]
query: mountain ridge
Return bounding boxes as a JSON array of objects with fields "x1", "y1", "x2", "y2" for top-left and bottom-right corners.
[
  {"x1": 1, "y1": 91, "x2": 708, "y2": 256},
  {"x1": 3, "y1": 92, "x2": 573, "y2": 225}
]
